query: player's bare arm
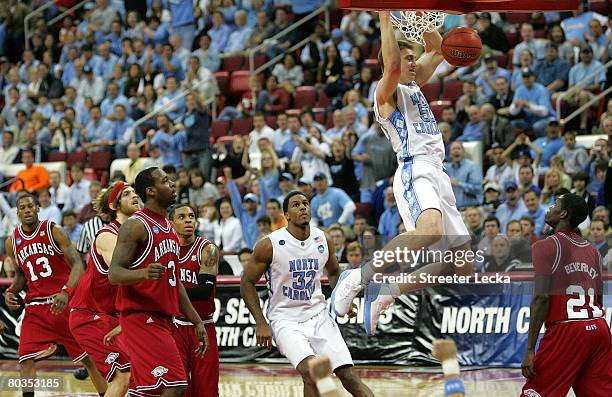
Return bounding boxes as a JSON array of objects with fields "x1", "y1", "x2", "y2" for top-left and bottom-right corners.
[
  {"x1": 375, "y1": 10, "x2": 401, "y2": 119},
  {"x1": 178, "y1": 282, "x2": 209, "y2": 357},
  {"x1": 4, "y1": 237, "x2": 26, "y2": 311},
  {"x1": 109, "y1": 218, "x2": 164, "y2": 285},
  {"x1": 240, "y1": 237, "x2": 273, "y2": 351},
  {"x1": 51, "y1": 224, "x2": 85, "y2": 314},
  {"x1": 96, "y1": 231, "x2": 118, "y2": 267},
  {"x1": 324, "y1": 233, "x2": 341, "y2": 289},
  {"x1": 522, "y1": 274, "x2": 551, "y2": 379},
  {"x1": 415, "y1": 29, "x2": 444, "y2": 87}
]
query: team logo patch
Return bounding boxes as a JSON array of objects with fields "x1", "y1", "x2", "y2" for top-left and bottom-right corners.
[
  {"x1": 16, "y1": 238, "x2": 22, "y2": 245},
  {"x1": 93, "y1": 315, "x2": 100, "y2": 320},
  {"x1": 152, "y1": 226, "x2": 160, "y2": 234},
  {"x1": 317, "y1": 245, "x2": 324, "y2": 253},
  {"x1": 151, "y1": 366, "x2": 168, "y2": 377},
  {"x1": 314, "y1": 236, "x2": 321, "y2": 242},
  {"x1": 524, "y1": 390, "x2": 541, "y2": 397},
  {"x1": 191, "y1": 255, "x2": 197, "y2": 261},
  {"x1": 146, "y1": 317, "x2": 154, "y2": 324},
  {"x1": 40, "y1": 231, "x2": 45, "y2": 237},
  {"x1": 105, "y1": 352, "x2": 119, "y2": 364},
  {"x1": 279, "y1": 240, "x2": 285, "y2": 245}
]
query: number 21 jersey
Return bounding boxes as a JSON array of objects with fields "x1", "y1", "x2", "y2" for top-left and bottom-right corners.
[{"x1": 533, "y1": 231, "x2": 605, "y2": 326}]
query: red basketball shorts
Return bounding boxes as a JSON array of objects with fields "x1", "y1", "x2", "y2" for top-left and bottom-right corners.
[
  {"x1": 18, "y1": 301, "x2": 87, "y2": 363},
  {"x1": 172, "y1": 320, "x2": 219, "y2": 397},
  {"x1": 69, "y1": 308, "x2": 131, "y2": 382},
  {"x1": 521, "y1": 318, "x2": 612, "y2": 397},
  {"x1": 120, "y1": 312, "x2": 187, "y2": 396}
]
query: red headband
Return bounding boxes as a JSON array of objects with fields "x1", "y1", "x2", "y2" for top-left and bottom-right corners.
[{"x1": 107, "y1": 182, "x2": 128, "y2": 207}]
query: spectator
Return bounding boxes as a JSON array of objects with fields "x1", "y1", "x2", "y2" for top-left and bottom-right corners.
[
  {"x1": 457, "y1": 105, "x2": 486, "y2": 141},
  {"x1": 354, "y1": 67, "x2": 377, "y2": 107},
  {"x1": 481, "y1": 103, "x2": 513, "y2": 150},
  {"x1": 509, "y1": 68, "x2": 556, "y2": 135},
  {"x1": 572, "y1": 171, "x2": 596, "y2": 217},
  {"x1": 342, "y1": 90, "x2": 369, "y2": 126},
  {"x1": 248, "y1": 113, "x2": 275, "y2": 168},
  {"x1": 150, "y1": 43, "x2": 185, "y2": 81},
  {"x1": 325, "y1": 110, "x2": 347, "y2": 141},
  {"x1": 328, "y1": 225, "x2": 348, "y2": 263},
  {"x1": 324, "y1": 57, "x2": 359, "y2": 109},
  {"x1": 512, "y1": 23, "x2": 546, "y2": 66},
  {"x1": 90, "y1": 0, "x2": 118, "y2": 34},
  {"x1": 180, "y1": 91, "x2": 213, "y2": 180},
  {"x1": 83, "y1": 105, "x2": 115, "y2": 151},
  {"x1": 37, "y1": 188, "x2": 62, "y2": 224},
  {"x1": 266, "y1": 198, "x2": 287, "y2": 232},
  {"x1": 154, "y1": 76, "x2": 185, "y2": 120},
  {"x1": 516, "y1": 163, "x2": 539, "y2": 194},
  {"x1": 48, "y1": 170, "x2": 70, "y2": 210},
  {"x1": 531, "y1": 120, "x2": 564, "y2": 170},
  {"x1": 246, "y1": 10, "x2": 273, "y2": 50},
  {"x1": 256, "y1": 215, "x2": 272, "y2": 242},
  {"x1": 224, "y1": 10, "x2": 253, "y2": 55},
  {"x1": 519, "y1": 216, "x2": 539, "y2": 245},
  {"x1": 549, "y1": 155, "x2": 573, "y2": 190},
  {"x1": 142, "y1": 15, "x2": 169, "y2": 47},
  {"x1": 0, "y1": 130, "x2": 19, "y2": 165},
  {"x1": 482, "y1": 235, "x2": 524, "y2": 272},
  {"x1": 236, "y1": 248, "x2": 253, "y2": 273},
  {"x1": 318, "y1": 44, "x2": 343, "y2": 85},
  {"x1": 589, "y1": 219, "x2": 610, "y2": 257},
  {"x1": 547, "y1": 23, "x2": 575, "y2": 65},
  {"x1": 92, "y1": 42, "x2": 119, "y2": 80},
  {"x1": 510, "y1": 49, "x2": 535, "y2": 91},
  {"x1": 557, "y1": 131, "x2": 588, "y2": 174},
  {"x1": 540, "y1": 168, "x2": 563, "y2": 205},
  {"x1": 483, "y1": 182, "x2": 501, "y2": 217},
  {"x1": 100, "y1": 81, "x2": 130, "y2": 117},
  {"x1": 484, "y1": 144, "x2": 514, "y2": 193},
  {"x1": 258, "y1": 75, "x2": 290, "y2": 115},
  {"x1": 292, "y1": 127, "x2": 332, "y2": 184},
  {"x1": 455, "y1": 80, "x2": 487, "y2": 121},
  {"x1": 440, "y1": 107, "x2": 462, "y2": 138},
  {"x1": 76, "y1": 181, "x2": 102, "y2": 224},
  {"x1": 523, "y1": 188, "x2": 547, "y2": 236},
  {"x1": 8, "y1": 149, "x2": 49, "y2": 193},
  {"x1": 476, "y1": 12, "x2": 510, "y2": 53},
  {"x1": 464, "y1": 206, "x2": 483, "y2": 249},
  {"x1": 214, "y1": 136, "x2": 248, "y2": 185},
  {"x1": 272, "y1": 53, "x2": 303, "y2": 93},
  {"x1": 50, "y1": 116, "x2": 80, "y2": 154},
  {"x1": 62, "y1": 210, "x2": 82, "y2": 247},
  {"x1": 584, "y1": 137, "x2": 609, "y2": 191},
  {"x1": 378, "y1": 186, "x2": 399, "y2": 243},
  {"x1": 188, "y1": 168, "x2": 219, "y2": 208},
  {"x1": 584, "y1": 20, "x2": 608, "y2": 62},
  {"x1": 207, "y1": 11, "x2": 231, "y2": 54},
  {"x1": 560, "y1": 2, "x2": 607, "y2": 46},
  {"x1": 340, "y1": 11, "x2": 371, "y2": 47},
  {"x1": 263, "y1": 7, "x2": 296, "y2": 59},
  {"x1": 111, "y1": 104, "x2": 135, "y2": 158},
  {"x1": 77, "y1": 65, "x2": 105, "y2": 104},
  {"x1": 496, "y1": 181, "x2": 527, "y2": 233},
  {"x1": 297, "y1": 177, "x2": 314, "y2": 200},
  {"x1": 146, "y1": 114, "x2": 186, "y2": 170},
  {"x1": 489, "y1": 76, "x2": 514, "y2": 117},
  {"x1": 169, "y1": 0, "x2": 196, "y2": 52},
  {"x1": 184, "y1": 55, "x2": 219, "y2": 100},
  {"x1": 477, "y1": 216, "x2": 500, "y2": 259},
  {"x1": 502, "y1": 134, "x2": 542, "y2": 183},
  {"x1": 534, "y1": 42, "x2": 570, "y2": 94},
  {"x1": 66, "y1": 162, "x2": 91, "y2": 213},
  {"x1": 214, "y1": 198, "x2": 245, "y2": 252},
  {"x1": 345, "y1": 241, "x2": 363, "y2": 269},
  {"x1": 476, "y1": 55, "x2": 510, "y2": 97},
  {"x1": 311, "y1": 172, "x2": 356, "y2": 227},
  {"x1": 444, "y1": 141, "x2": 483, "y2": 208},
  {"x1": 192, "y1": 34, "x2": 221, "y2": 73},
  {"x1": 197, "y1": 199, "x2": 217, "y2": 242},
  {"x1": 276, "y1": 172, "x2": 296, "y2": 204},
  {"x1": 327, "y1": 28, "x2": 352, "y2": 60},
  {"x1": 300, "y1": 22, "x2": 327, "y2": 84},
  {"x1": 122, "y1": 143, "x2": 148, "y2": 184}
]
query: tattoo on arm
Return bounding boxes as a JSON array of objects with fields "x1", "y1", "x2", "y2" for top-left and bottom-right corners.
[{"x1": 200, "y1": 244, "x2": 220, "y2": 275}]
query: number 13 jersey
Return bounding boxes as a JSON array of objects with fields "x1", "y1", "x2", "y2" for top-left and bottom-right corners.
[
  {"x1": 115, "y1": 208, "x2": 182, "y2": 317},
  {"x1": 533, "y1": 231, "x2": 605, "y2": 326},
  {"x1": 266, "y1": 226, "x2": 329, "y2": 322}
]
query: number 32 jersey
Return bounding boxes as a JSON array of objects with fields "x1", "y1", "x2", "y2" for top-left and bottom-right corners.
[
  {"x1": 266, "y1": 226, "x2": 329, "y2": 323},
  {"x1": 12, "y1": 220, "x2": 72, "y2": 303},
  {"x1": 533, "y1": 231, "x2": 605, "y2": 326}
]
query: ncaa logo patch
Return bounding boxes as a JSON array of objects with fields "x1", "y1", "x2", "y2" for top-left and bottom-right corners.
[
  {"x1": 279, "y1": 240, "x2": 285, "y2": 245},
  {"x1": 152, "y1": 226, "x2": 160, "y2": 234},
  {"x1": 40, "y1": 231, "x2": 45, "y2": 237},
  {"x1": 16, "y1": 238, "x2": 22, "y2": 245},
  {"x1": 191, "y1": 255, "x2": 197, "y2": 261},
  {"x1": 105, "y1": 352, "x2": 119, "y2": 364},
  {"x1": 524, "y1": 390, "x2": 541, "y2": 397},
  {"x1": 317, "y1": 245, "x2": 324, "y2": 253},
  {"x1": 151, "y1": 366, "x2": 168, "y2": 377}
]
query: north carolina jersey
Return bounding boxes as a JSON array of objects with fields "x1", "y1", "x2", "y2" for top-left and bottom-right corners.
[
  {"x1": 266, "y1": 227, "x2": 329, "y2": 322},
  {"x1": 374, "y1": 82, "x2": 445, "y2": 164},
  {"x1": 12, "y1": 220, "x2": 72, "y2": 303},
  {"x1": 115, "y1": 208, "x2": 182, "y2": 317},
  {"x1": 69, "y1": 220, "x2": 121, "y2": 315},
  {"x1": 177, "y1": 236, "x2": 215, "y2": 321},
  {"x1": 533, "y1": 231, "x2": 605, "y2": 326}
]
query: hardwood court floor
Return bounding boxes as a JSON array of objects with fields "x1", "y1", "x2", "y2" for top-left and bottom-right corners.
[{"x1": 0, "y1": 360, "x2": 555, "y2": 396}]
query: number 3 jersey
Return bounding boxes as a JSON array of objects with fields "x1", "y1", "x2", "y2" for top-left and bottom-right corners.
[
  {"x1": 12, "y1": 220, "x2": 72, "y2": 303},
  {"x1": 115, "y1": 208, "x2": 182, "y2": 318},
  {"x1": 533, "y1": 231, "x2": 605, "y2": 326},
  {"x1": 266, "y1": 226, "x2": 329, "y2": 322}
]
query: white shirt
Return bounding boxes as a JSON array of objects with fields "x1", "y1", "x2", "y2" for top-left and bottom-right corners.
[
  {"x1": 214, "y1": 216, "x2": 244, "y2": 253},
  {"x1": 39, "y1": 205, "x2": 62, "y2": 225},
  {"x1": 67, "y1": 179, "x2": 92, "y2": 213},
  {"x1": 248, "y1": 125, "x2": 275, "y2": 169},
  {"x1": 49, "y1": 182, "x2": 71, "y2": 208}
]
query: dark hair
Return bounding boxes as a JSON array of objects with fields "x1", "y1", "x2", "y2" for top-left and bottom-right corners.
[
  {"x1": 283, "y1": 191, "x2": 307, "y2": 213},
  {"x1": 519, "y1": 164, "x2": 533, "y2": 172},
  {"x1": 595, "y1": 160, "x2": 608, "y2": 172},
  {"x1": 112, "y1": 170, "x2": 126, "y2": 182},
  {"x1": 168, "y1": 203, "x2": 195, "y2": 220},
  {"x1": 62, "y1": 209, "x2": 77, "y2": 219},
  {"x1": 553, "y1": 187, "x2": 571, "y2": 199},
  {"x1": 257, "y1": 215, "x2": 271, "y2": 226},
  {"x1": 483, "y1": 216, "x2": 500, "y2": 228},
  {"x1": 519, "y1": 216, "x2": 534, "y2": 226},
  {"x1": 238, "y1": 247, "x2": 253, "y2": 256},
  {"x1": 71, "y1": 162, "x2": 84, "y2": 172},
  {"x1": 135, "y1": 167, "x2": 158, "y2": 202},
  {"x1": 21, "y1": 148, "x2": 35, "y2": 158},
  {"x1": 162, "y1": 164, "x2": 176, "y2": 175},
  {"x1": 506, "y1": 219, "x2": 521, "y2": 232},
  {"x1": 559, "y1": 193, "x2": 589, "y2": 228},
  {"x1": 267, "y1": 198, "x2": 281, "y2": 209},
  {"x1": 573, "y1": 171, "x2": 589, "y2": 183},
  {"x1": 524, "y1": 188, "x2": 540, "y2": 197},
  {"x1": 16, "y1": 192, "x2": 38, "y2": 207}
]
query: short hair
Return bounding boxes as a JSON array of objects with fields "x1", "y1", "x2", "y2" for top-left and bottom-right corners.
[
  {"x1": 377, "y1": 41, "x2": 413, "y2": 73},
  {"x1": 506, "y1": 220, "x2": 521, "y2": 233},
  {"x1": 168, "y1": 203, "x2": 194, "y2": 220},
  {"x1": 62, "y1": 209, "x2": 77, "y2": 219},
  {"x1": 519, "y1": 164, "x2": 533, "y2": 172},
  {"x1": 327, "y1": 225, "x2": 345, "y2": 236},
  {"x1": 135, "y1": 167, "x2": 159, "y2": 202},
  {"x1": 21, "y1": 148, "x2": 35, "y2": 158},
  {"x1": 519, "y1": 216, "x2": 534, "y2": 226},
  {"x1": 524, "y1": 188, "x2": 540, "y2": 197},
  {"x1": 483, "y1": 216, "x2": 500, "y2": 228},
  {"x1": 238, "y1": 247, "x2": 253, "y2": 256},
  {"x1": 257, "y1": 215, "x2": 271, "y2": 226},
  {"x1": 553, "y1": 188, "x2": 571, "y2": 199},
  {"x1": 573, "y1": 171, "x2": 589, "y2": 183},
  {"x1": 346, "y1": 241, "x2": 362, "y2": 254},
  {"x1": 71, "y1": 162, "x2": 84, "y2": 172},
  {"x1": 16, "y1": 192, "x2": 38, "y2": 207},
  {"x1": 267, "y1": 198, "x2": 281, "y2": 209},
  {"x1": 590, "y1": 218, "x2": 605, "y2": 228},
  {"x1": 283, "y1": 191, "x2": 307, "y2": 213},
  {"x1": 559, "y1": 193, "x2": 589, "y2": 228},
  {"x1": 162, "y1": 164, "x2": 176, "y2": 175}
]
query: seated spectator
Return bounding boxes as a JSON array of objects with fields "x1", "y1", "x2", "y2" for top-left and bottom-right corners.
[
  {"x1": 154, "y1": 76, "x2": 185, "y2": 121},
  {"x1": 455, "y1": 80, "x2": 487, "y2": 121},
  {"x1": 547, "y1": 23, "x2": 575, "y2": 65},
  {"x1": 262, "y1": 7, "x2": 296, "y2": 59},
  {"x1": 481, "y1": 103, "x2": 513, "y2": 150},
  {"x1": 506, "y1": 219, "x2": 532, "y2": 263},
  {"x1": 83, "y1": 105, "x2": 115, "y2": 151},
  {"x1": 62, "y1": 210, "x2": 82, "y2": 247},
  {"x1": 188, "y1": 168, "x2": 219, "y2": 208},
  {"x1": 100, "y1": 81, "x2": 130, "y2": 117},
  {"x1": 169, "y1": 34, "x2": 190, "y2": 72},
  {"x1": 266, "y1": 198, "x2": 287, "y2": 232},
  {"x1": 77, "y1": 181, "x2": 102, "y2": 224},
  {"x1": 440, "y1": 107, "x2": 462, "y2": 138},
  {"x1": 311, "y1": 172, "x2": 356, "y2": 227},
  {"x1": 572, "y1": 171, "x2": 596, "y2": 217},
  {"x1": 318, "y1": 44, "x2": 344, "y2": 86},
  {"x1": 534, "y1": 42, "x2": 570, "y2": 94},
  {"x1": 519, "y1": 216, "x2": 539, "y2": 245},
  {"x1": 258, "y1": 75, "x2": 290, "y2": 115},
  {"x1": 272, "y1": 53, "x2": 303, "y2": 94},
  {"x1": 444, "y1": 141, "x2": 483, "y2": 208},
  {"x1": 50, "y1": 116, "x2": 80, "y2": 153},
  {"x1": 150, "y1": 43, "x2": 185, "y2": 81},
  {"x1": 540, "y1": 168, "x2": 563, "y2": 205},
  {"x1": 378, "y1": 186, "x2": 399, "y2": 243},
  {"x1": 214, "y1": 198, "x2": 245, "y2": 253},
  {"x1": 511, "y1": 49, "x2": 537, "y2": 91},
  {"x1": 476, "y1": 12, "x2": 510, "y2": 53},
  {"x1": 48, "y1": 170, "x2": 70, "y2": 210},
  {"x1": 235, "y1": 248, "x2": 253, "y2": 274},
  {"x1": 300, "y1": 109, "x2": 326, "y2": 135},
  {"x1": 328, "y1": 225, "x2": 348, "y2": 263},
  {"x1": 66, "y1": 163, "x2": 91, "y2": 213},
  {"x1": 256, "y1": 215, "x2": 272, "y2": 242},
  {"x1": 218, "y1": 75, "x2": 262, "y2": 120},
  {"x1": 111, "y1": 104, "x2": 136, "y2": 158},
  {"x1": 184, "y1": 55, "x2": 219, "y2": 100},
  {"x1": 77, "y1": 65, "x2": 105, "y2": 104},
  {"x1": 477, "y1": 216, "x2": 500, "y2": 259},
  {"x1": 475, "y1": 55, "x2": 510, "y2": 97},
  {"x1": 340, "y1": 11, "x2": 372, "y2": 47},
  {"x1": 326, "y1": 28, "x2": 352, "y2": 60},
  {"x1": 0, "y1": 130, "x2": 20, "y2": 165},
  {"x1": 496, "y1": 181, "x2": 527, "y2": 233},
  {"x1": 342, "y1": 107, "x2": 368, "y2": 137},
  {"x1": 482, "y1": 182, "x2": 501, "y2": 217},
  {"x1": 512, "y1": 23, "x2": 546, "y2": 66},
  {"x1": 489, "y1": 76, "x2": 514, "y2": 117},
  {"x1": 345, "y1": 241, "x2": 363, "y2": 270},
  {"x1": 523, "y1": 188, "x2": 547, "y2": 236},
  {"x1": 324, "y1": 57, "x2": 360, "y2": 110},
  {"x1": 146, "y1": 114, "x2": 186, "y2": 170},
  {"x1": 246, "y1": 10, "x2": 273, "y2": 50},
  {"x1": 192, "y1": 34, "x2": 221, "y2": 73},
  {"x1": 197, "y1": 200, "x2": 218, "y2": 242},
  {"x1": 342, "y1": 90, "x2": 369, "y2": 126},
  {"x1": 589, "y1": 219, "x2": 610, "y2": 257},
  {"x1": 9, "y1": 149, "x2": 49, "y2": 193},
  {"x1": 36, "y1": 188, "x2": 61, "y2": 224},
  {"x1": 224, "y1": 10, "x2": 253, "y2": 55},
  {"x1": 549, "y1": 155, "x2": 573, "y2": 189},
  {"x1": 143, "y1": 15, "x2": 169, "y2": 47},
  {"x1": 354, "y1": 67, "x2": 377, "y2": 107},
  {"x1": 300, "y1": 22, "x2": 327, "y2": 84},
  {"x1": 560, "y1": 2, "x2": 608, "y2": 46},
  {"x1": 464, "y1": 206, "x2": 483, "y2": 249},
  {"x1": 248, "y1": 113, "x2": 275, "y2": 168},
  {"x1": 214, "y1": 136, "x2": 249, "y2": 185},
  {"x1": 509, "y1": 68, "x2": 556, "y2": 135},
  {"x1": 457, "y1": 105, "x2": 486, "y2": 141},
  {"x1": 122, "y1": 143, "x2": 149, "y2": 184},
  {"x1": 482, "y1": 235, "x2": 525, "y2": 272},
  {"x1": 207, "y1": 11, "x2": 231, "y2": 54},
  {"x1": 92, "y1": 42, "x2": 119, "y2": 80},
  {"x1": 557, "y1": 131, "x2": 588, "y2": 174},
  {"x1": 484, "y1": 144, "x2": 514, "y2": 193},
  {"x1": 276, "y1": 172, "x2": 296, "y2": 204}
]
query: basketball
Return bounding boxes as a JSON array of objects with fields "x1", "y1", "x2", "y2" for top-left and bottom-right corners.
[{"x1": 441, "y1": 27, "x2": 482, "y2": 67}]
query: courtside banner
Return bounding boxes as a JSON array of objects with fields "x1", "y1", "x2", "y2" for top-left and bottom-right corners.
[{"x1": 1, "y1": 275, "x2": 611, "y2": 367}]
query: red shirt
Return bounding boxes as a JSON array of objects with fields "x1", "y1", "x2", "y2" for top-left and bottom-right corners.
[
  {"x1": 533, "y1": 231, "x2": 605, "y2": 326},
  {"x1": 12, "y1": 220, "x2": 72, "y2": 303},
  {"x1": 70, "y1": 220, "x2": 121, "y2": 315},
  {"x1": 115, "y1": 208, "x2": 182, "y2": 317},
  {"x1": 177, "y1": 236, "x2": 215, "y2": 322}
]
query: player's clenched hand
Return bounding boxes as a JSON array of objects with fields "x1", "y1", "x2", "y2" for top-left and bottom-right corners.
[
  {"x1": 141, "y1": 263, "x2": 166, "y2": 280},
  {"x1": 256, "y1": 322, "x2": 273, "y2": 351},
  {"x1": 4, "y1": 291, "x2": 21, "y2": 311},
  {"x1": 104, "y1": 325, "x2": 122, "y2": 346},
  {"x1": 51, "y1": 291, "x2": 69, "y2": 314},
  {"x1": 194, "y1": 322, "x2": 209, "y2": 357},
  {"x1": 521, "y1": 349, "x2": 536, "y2": 379},
  {"x1": 347, "y1": 303, "x2": 358, "y2": 319}
]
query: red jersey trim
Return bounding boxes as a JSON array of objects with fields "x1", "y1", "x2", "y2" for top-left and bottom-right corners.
[
  {"x1": 16, "y1": 221, "x2": 44, "y2": 241},
  {"x1": 178, "y1": 237, "x2": 209, "y2": 265},
  {"x1": 46, "y1": 221, "x2": 62, "y2": 254},
  {"x1": 558, "y1": 231, "x2": 591, "y2": 248},
  {"x1": 138, "y1": 210, "x2": 172, "y2": 233},
  {"x1": 90, "y1": 221, "x2": 121, "y2": 275},
  {"x1": 551, "y1": 235, "x2": 561, "y2": 274},
  {"x1": 130, "y1": 215, "x2": 153, "y2": 268}
]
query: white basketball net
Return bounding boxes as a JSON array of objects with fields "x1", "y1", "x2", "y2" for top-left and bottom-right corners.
[{"x1": 390, "y1": 11, "x2": 446, "y2": 46}]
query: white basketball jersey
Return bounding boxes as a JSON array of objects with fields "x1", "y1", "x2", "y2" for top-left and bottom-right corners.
[
  {"x1": 374, "y1": 82, "x2": 445, "y2": 164},
  {"x1": 266, "y1": 226, "x2": 329, "y2": 322}
]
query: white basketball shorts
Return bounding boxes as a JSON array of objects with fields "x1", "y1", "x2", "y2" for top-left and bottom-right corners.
[{"x1": 270, "y1": 309, "x2": 353, "y2": 371}]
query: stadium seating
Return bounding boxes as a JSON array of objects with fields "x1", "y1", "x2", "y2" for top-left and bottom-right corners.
[
  {"x1": 293, "y1": 86, "x2": 317, "y2": 110},
  {"x1": 441, "y1": 80, "x2": 463, "y2": 102}
]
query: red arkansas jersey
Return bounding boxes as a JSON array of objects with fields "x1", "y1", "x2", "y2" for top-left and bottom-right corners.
[
  {"x1": 178, "y1": 236, "x2": 216, "y2": 321},
  {"x1": 115, "y1": 208, "x2": 181, "y2": 317},
  {"x1": 70, "y1": 220, "x2": 121, "y2": 315},
  {"x1": 12, "y1": 220, "x2": 72, "y2": 303},
  {"x1": 533, "y1": 231, "x2": 605, "y2": 326}
]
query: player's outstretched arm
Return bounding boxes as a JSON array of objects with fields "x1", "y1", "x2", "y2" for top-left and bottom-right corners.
[
  {"x1": 415, "y1": 29, "x2": 444, "y2": 87},
  {"x1": 109, "y1": 218, "x2": 157, "y2": 285},
  {"x1": 240, "y1": 237, "x2": 273, "y2": 351},
  {"x1": 522, "y1": 274, "x2": 551, "y2": 379},
  {"x1": 376, "y1": 11, "x2": 401, "y2": 112},
  {"x1": 51, "y1": 225, "x2": 85, "y2": 313}
]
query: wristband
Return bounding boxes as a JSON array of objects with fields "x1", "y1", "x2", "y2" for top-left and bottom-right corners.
[
  {"x1": 442, "y1": 358, "x2": 461, "y2": 376},
  {"x1": 61, "y1": 285, "x2": 74, "y2": 296},
  {"x1": 315, "y1": 378, "x2": 336, "y2": 394},
  {"x1": 444, "y1": 378, "x2": 465, "y2": 396}
]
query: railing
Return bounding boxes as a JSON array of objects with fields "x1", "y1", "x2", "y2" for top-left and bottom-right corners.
[
  {"x1": 248, "y1": 6, "x2": 330, "y2": 75},
  {"x1": 25, "y1": 0, "x2": 89, "y2": 50},
  {"x1": 556, "y1": 59, "x2": 612, "y2": 127}
]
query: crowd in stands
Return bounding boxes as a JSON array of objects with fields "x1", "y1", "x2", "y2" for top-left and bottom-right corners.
[{"x1": 0, "y1": 0, "x2": 611, "y2": 277}]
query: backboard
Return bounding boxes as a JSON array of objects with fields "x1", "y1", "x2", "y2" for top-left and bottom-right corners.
[{"x1": 338, "y1": 0, "x2": 579, "y2": 12}]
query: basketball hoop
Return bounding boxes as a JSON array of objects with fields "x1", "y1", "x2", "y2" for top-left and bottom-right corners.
[{"x1": 389, "y1": 11, "x2": 446, "y2": 46}]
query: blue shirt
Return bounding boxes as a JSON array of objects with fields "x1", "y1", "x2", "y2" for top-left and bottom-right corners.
[
  {"x1": 378, "y1": 205, "x2": 399, "y2": 242},
  {"x1": 102, "y1": 32, "x2": 123, "y2": 56},
  {"x1": 113, "y1": 118, "x2": 135, "y2": 144},
  {"x1": 152, "y1": 55, "x2": 185, "y2": 81},
  {"x1": 193, "y1": 49, "x2": 221, "y2": 72},
  {"x1": 292, "y1": 0, "x2": 321, "y2": 14},
  {"x1": 150, "y1": 129, "x2": 186, "y2": 169},
  {"x1": 569, "y1": 61, "x2": 606, "y2": 87},
  {"x1": 561, "y1": 12, "x2": 599, "y2": 43},
  {"x1": 535, "y1": 58, "x2": 570, "y2": 87},
  {"x1": 476, "y1": 67, "x2": 511, "y2": 97},
  {"x1": 514, "y1": 82, "x2": 555, "y2": 118},
  {"x1": 92, "y1": 54, "x2": 119, "y2": 79},
  {"x1": 496, "y1": 200, "x2": 527, "y2": 233},
  {"x1": 444, "y1": 159, "x2": 483, "y2": 208},
  {"x1": 526, "y1": 204, "x2": 547, "y2": 236},
  {"x1": 532, "y1": 136, "x2": 563, "y2": 168},
  {"x1": 169, "y1": 0, "x2": 194, "y2": 27},
  {"x1": 101, "y1": 95, "x2": 131, "y2": 117},
  {"x1": 227, "y1": 179, "x2": 269, "y2": 249},
  {"x1": 225, "y1": 26, "x2": 253, "y2": 53},
  {"x1": 66, "y1": 223, "x2": 84, "y2": 244},
  {"x1": 208, "y1": 24, "x2": 232, "y2": 53},
  {"x1": 155, "y1": 90, "x2": 185, "y2": 120},
  {"x1": 457, "y1": 121, "x2": 486, "y2": 142},
  {"x1": 513, "y1": 40, "x2": 546, "y2": 65},
  {"x1": 311, "y1": 187, "x2": 353, "y2": 227},
  {"x1": 86, "y1": 118, "x2": 115, "y2": 143}
]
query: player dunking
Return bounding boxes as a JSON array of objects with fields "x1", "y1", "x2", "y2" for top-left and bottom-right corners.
[
  {"x1": 521, "y1": 193, "x2": 612, "y2": 396},
  {"x1": 3, "y1": 192, "x2": 107, "y2": 396},
  {"x1": 68, "y1": 182, "x2": 141, "y2": 397},
  {"x1": 169, "y1": 203, "x2": 221, "y2": 397},
  {"x1": 332, "y1": 11, "x2": 473, "y2": 335},
  {"x1": 108, "y1": 167, "x2": 208, "y2": 397},
  {"x1": 241, "y1": 191, "x2": 374, "y2": 397}
]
